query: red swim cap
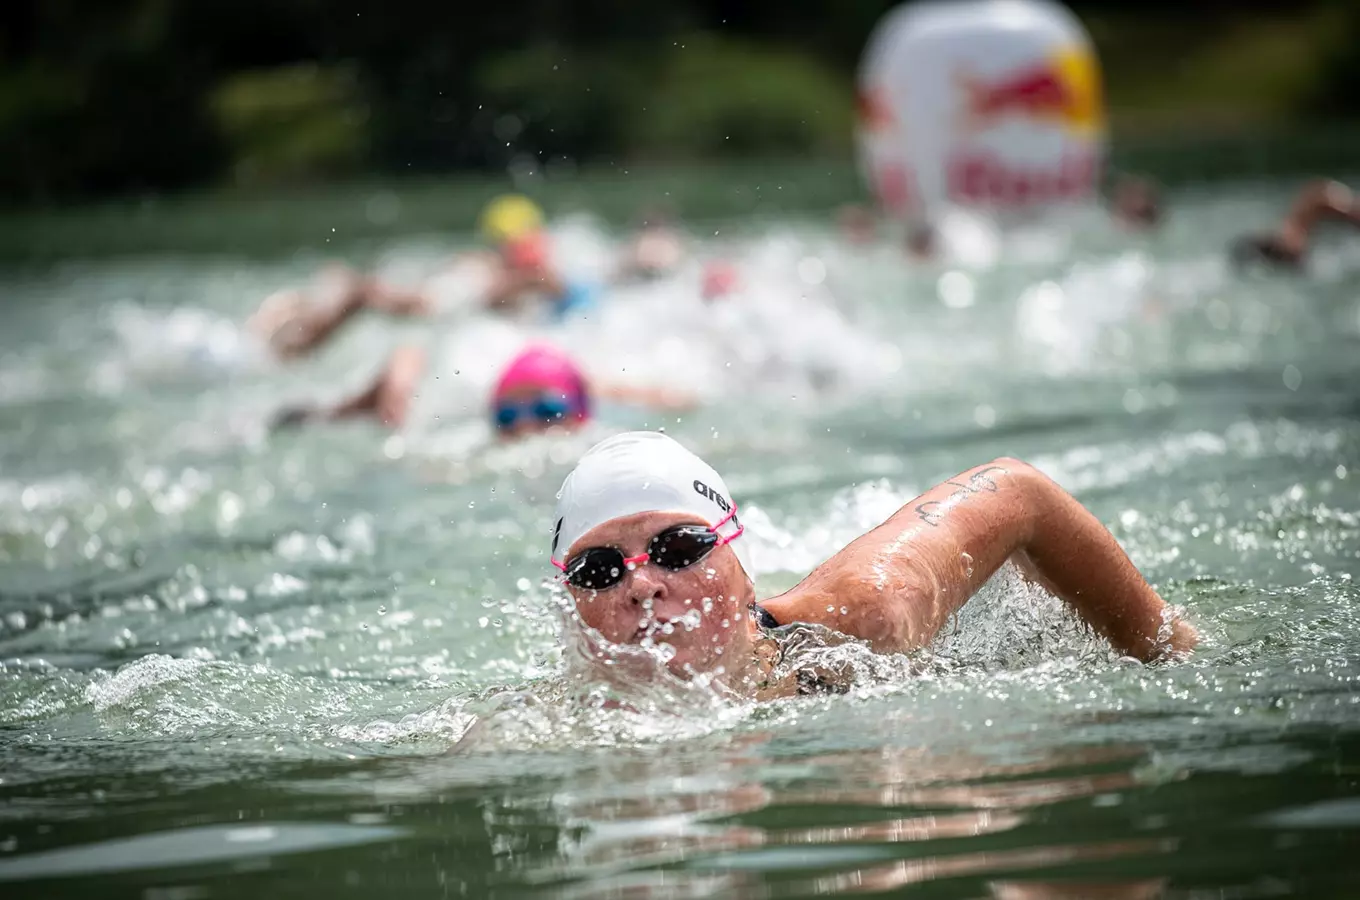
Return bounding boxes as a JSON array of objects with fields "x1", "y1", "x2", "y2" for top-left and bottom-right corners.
[
  {"x1": 502, "y1": 231, "x2": 551, "y2": 271},
  {"x1": 701, "y1": 260, "x2": 740, "y2": 301}
]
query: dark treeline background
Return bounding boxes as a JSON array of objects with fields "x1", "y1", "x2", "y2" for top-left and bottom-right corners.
[{"x1": 3, "y1": 0, "x2": 1358, "y2": 205}]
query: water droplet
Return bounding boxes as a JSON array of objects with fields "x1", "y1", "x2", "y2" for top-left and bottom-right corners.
[{"x1": 377, "y1": 605, "x2": 387, "y2": 616}]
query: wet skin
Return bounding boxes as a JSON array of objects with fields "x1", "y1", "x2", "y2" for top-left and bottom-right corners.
[
  {"x1": 565, "y1": 510, "x2": 759, "y2": 682},
  {"x1": 564, "y1": 459, "x2": 1197, "y2": 691}
]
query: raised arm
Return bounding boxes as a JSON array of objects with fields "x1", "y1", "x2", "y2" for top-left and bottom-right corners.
[
  {"x1": 271, "y1": 345, "x2": 427, "y2": 432},
  {"x1": 759, "y1": 458, "x2": 1196, "y2": 662}
]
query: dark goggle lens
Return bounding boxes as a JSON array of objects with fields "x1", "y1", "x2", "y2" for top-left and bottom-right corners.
[
  {"x1": 533, "y1": 396, "x2": 572, "y2": 422},
  {"x1": 562, "y1": 526, "x2": 720, "y2": 590},
  {"x1": 649, "y1": 526, "x2": 720, "y2": 570},
  {"x1": 496, "y1": 395, "x2": 576, "y2": 431},
  {"x1": 564, "y1": 548, "x2": 627, "y2": 590}
]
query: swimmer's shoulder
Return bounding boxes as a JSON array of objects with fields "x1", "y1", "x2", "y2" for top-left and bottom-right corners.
[{"x1": 751, "y1": 604, "x2": 856, "y2": 699}]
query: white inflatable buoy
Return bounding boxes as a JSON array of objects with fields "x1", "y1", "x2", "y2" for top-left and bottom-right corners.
[{"x1": 857, "y1": 0, "x2": 1106, "y2": 220}]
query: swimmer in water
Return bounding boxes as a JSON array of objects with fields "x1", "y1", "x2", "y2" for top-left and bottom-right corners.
[
  {"x1": 248, "y1": 266, "x2": 420, "y2": 361},
  {"x1": 481, "y1": 230, "x2": 597, "y2": 319},
  {"x1": 905, "y1": 222, "x2": 937, "y2": 262},
  {"x1": 551, "y1": 432, "x2": 1197, "y2": 696},
  {"x1": 1231, "y1": 178, "x2": 1360, "y2": 269},
  {"x1": 613, "y1": 207, "x2": 687, "y2": 283},
  {"x1": 700, "y1": 260, "x2": 741, "y2": 302},
  {"x1": 837, "y1": 204, "x2": 879, "y2": 246},
  {"x1": 1108, "y1": 174, "x2": 1162, "y2": 230},
  {"x1": 250, "y1": 195, "x2": 587, "y2": 348},
  {"x1": 273, "y1": 345, "x2": 687, "y2": 434}
]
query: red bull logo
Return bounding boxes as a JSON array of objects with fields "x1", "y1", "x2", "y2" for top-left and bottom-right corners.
[{"x1": 956, "y1": 46, "x2": 1102, "y2": 134}]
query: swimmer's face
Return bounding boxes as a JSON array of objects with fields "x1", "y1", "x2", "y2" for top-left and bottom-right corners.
[
  {"x1": 493, "y1": 383, "x2": 585, "y2": 441},
  {"x1": 565, "y1": 510, "x2": 756, "y2": 678}
]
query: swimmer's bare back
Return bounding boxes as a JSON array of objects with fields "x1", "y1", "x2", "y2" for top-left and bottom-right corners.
[{"x1": 759, "y1": 459, "x2": 1197, "y2": 662}]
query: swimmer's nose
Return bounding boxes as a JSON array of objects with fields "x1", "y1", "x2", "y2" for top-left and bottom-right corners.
[{"x1": 626, "y1": 564, "x2": 668, "y2": 607}]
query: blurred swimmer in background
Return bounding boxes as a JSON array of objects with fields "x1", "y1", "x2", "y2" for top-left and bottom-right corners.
[
  {"x1": 1231, "y1": 178, "x2": 1360, "y2": 269},
  {"x1": 837, "y1": 204, "x2": 880, "y2": 246},
  {"x1": 478, "y1": 228, "x2": 598, "y2": 320},
  {"x1": 248, "y1": 195, "x2": 599, "y2": 353},
  {"x1": 904, "y1": 221, "x2": 938, "y2": 262},
  {"x1": 1107, "y1": 174, "x2": 1163, "y2": 231},
  {"x1": 273, "y1": 343, "x2": 690, "y2": 436},
  {"x1": 612, "y1": 206, "x2": 688, "y2": 284}
]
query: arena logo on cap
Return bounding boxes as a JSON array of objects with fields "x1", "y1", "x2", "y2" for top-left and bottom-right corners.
[{"x1": 693, "y1": 479, "x2": 733, "y2": 515}]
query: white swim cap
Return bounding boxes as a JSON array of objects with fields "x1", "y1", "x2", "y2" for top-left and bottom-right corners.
[{"x1": 553, "y1": 432, "x2": 753, "y2": 579}]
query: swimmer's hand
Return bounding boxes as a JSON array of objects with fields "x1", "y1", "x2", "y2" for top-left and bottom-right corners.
[
  {"x1": 1229, "y1": 234, "x2": 1302, "y2": 269},
  {"x1": 364, "y1": 287, "x2": 434, "y2": 317},
  {"x1": 269, "y1": 405, "x2": 322, "y2": 432}
]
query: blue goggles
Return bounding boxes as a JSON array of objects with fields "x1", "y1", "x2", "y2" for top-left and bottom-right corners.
[{"x1": 494, "y1": 394, "x2": 577, "y2": 431}]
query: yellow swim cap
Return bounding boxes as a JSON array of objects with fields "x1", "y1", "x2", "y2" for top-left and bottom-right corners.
[{"x1": 479, "y1": 194, "x2": 545, "y2": 244}]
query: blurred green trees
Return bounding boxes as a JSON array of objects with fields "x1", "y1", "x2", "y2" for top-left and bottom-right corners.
[{"x1": 1, "y1": 0, "x2": 1355, "y2": 205}]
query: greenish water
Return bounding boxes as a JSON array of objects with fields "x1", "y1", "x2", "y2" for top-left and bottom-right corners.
[{"x1": 2, "y1": 180, "x2": 1360, "y2": 898}]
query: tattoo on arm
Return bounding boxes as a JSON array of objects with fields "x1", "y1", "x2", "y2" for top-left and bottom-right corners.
[
  {"x1": 914, "y1": 465, "x2": 1010, "y2": 527},
  {"x1": 968, "y1": 467, "x2": 1005, "y2": 492},
  {"x1": 915, "y1": 501, "x2": 943, "y2": 527}
]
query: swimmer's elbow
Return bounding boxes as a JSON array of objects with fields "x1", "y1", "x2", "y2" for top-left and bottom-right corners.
[{"x1": 991, "y1": 456, "x2": 1040, "y2": 486}]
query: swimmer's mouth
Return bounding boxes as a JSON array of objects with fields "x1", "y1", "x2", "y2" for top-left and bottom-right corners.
[{"x1": 634, "y1": 618, "x2": 676, "y2": 641}]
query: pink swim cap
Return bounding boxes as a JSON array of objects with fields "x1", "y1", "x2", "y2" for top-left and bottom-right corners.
[{"x1": 491, "y1": 344, "x2": 591, "y2": 422}]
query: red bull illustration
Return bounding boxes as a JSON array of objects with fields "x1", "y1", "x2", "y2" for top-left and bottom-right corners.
[
  {"x1": 857, "y1": 0, "x2": 1107, "y2": 215},
  {"x1": 956, "y1": 47, "x2": 1102, "y2": 134}
]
